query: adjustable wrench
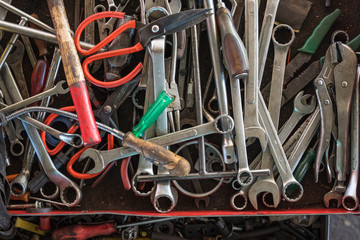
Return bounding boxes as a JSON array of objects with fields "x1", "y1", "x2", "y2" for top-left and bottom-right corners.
[{"x1": 82, "y1": 115, "x2": 234, "y2": 174}]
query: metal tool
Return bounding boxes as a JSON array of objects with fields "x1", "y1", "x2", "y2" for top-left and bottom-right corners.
[
  {"x1": 243, "y1": 0, "x2": 268, "y2": 151},
  {"x1": 6, "y1": 40, "x2": 30, "y2": 99},
  {"x1": 342, "y1": 58, "x2": 359, "y2": 211},
  {"x1": 278, "y1": 92, "x2": 316, "y2": 143},
  {"x1": 81, "y1": 114, "x2": 234, "y2": 174},
  {"x1": 216, "y1": 0, "x2": 251, "y2": 186},
  {"x1": 324, "y1": 180, "x2": 342, "y2": 208},
  {"x1": 0, "y1": 80, "x2": 68, "y2": 115},
  {"x1": 275, "y1": 0, "x2": 312, "y2": 31},
  {"x1": 268, "y1": 24, "x2": 295, "y2": 127},
  {"x1": 0, "y1": 0, "x2": 12, "y2": 41},
  {"x1": 313, "y1": 42, "x2": 357, "y2": 188},
  {"x1": 283, "y1": 9, "x2": 341, "y2": 85},
  {"x1": 1, "y1": 60, "x2": 82, "y2": 207},
  {"x1": 258, "y1": 0, "x2": 280, "y2": 85},
  {"x1": 205, "y1": 0, "x2": 236, "y2": 164}
]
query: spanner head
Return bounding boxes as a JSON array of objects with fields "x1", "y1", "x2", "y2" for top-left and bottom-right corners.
[
  {"x1": 324, "y1": 190, "x2": 342, "y2": 208},
  {"x1": 6, "y1": 40, "x2": 25, "y2": 64},
  {"x1": 245, "y1": 127, "x2": 268, "y2": 151},
  {"x1": 80, "y1": 148, "x2": 106, "y2": 174},
  {"x1": 55, "y1": 80, "x2": 70, "y2": 95},
  {"x1": 231, "y1": 190, "x2": 248, "y2": 210},
  {"x1": 294, "y1": 91, "x2": 316, "y2": 115},
  {"x1": 248, "y1": 178, "x2": 281, "y2": 210}
]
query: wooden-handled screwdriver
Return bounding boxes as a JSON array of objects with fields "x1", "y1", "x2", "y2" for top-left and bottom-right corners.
[{"x1": 47, "y1": 0, "x2": 101, "y2": 146}]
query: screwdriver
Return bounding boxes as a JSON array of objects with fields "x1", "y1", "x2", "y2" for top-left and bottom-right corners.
[
  {"x1": 287, "y1": 140, "x2": 319, "y2": 195},
  {"x1": 52, "y1": 217, "x2": 178, "y2": 240}
]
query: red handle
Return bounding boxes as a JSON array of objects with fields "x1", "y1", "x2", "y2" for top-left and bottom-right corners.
[
  {"x1": 74, "y1": 11, "x2": 144, "y2": 88},
  {"x1": 30, "y1": 59, "x2": 49, "y2": 105},
  {"x1": 52, "y1": 223, "x2": 117, "y2": 240}
]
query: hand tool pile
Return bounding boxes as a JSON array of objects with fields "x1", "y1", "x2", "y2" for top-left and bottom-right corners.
[
  {"x1": 11, "y1": 215, "x2": 324, "y2": 239},
  {"x1": 0, "y1": 0, "x2": 358, "y2": 227}
]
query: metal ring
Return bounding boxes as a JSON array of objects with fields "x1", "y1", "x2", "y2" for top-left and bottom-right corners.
[
  {"x1": 40, "y1": 182, "x2": 59, "y2": 200},
  {"x1": 214, "y1": 114, "x2": 234, "y2": 134},
  {"x1": 172, "y1": 140, "x2": 224, "y2": 198},
  {"x1": 272, "y1": 24, "x2": 295, "y2": 48},
  {"x1": 131, "y1": 86, "x2": 146, "y2": 110}
]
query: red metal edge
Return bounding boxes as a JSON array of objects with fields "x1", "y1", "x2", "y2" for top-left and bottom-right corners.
[{"x1": 8, "y1": 208, "x2": 358, "y2": 217}]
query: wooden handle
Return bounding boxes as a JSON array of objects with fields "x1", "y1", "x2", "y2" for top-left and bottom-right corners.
[
  {"x1": 122, "y1": 133, "x2": 191, "y2": 177},
  {"x1": 47, "y1": 0, "x2": 101, "y2": 147},
  {"x1": 29, "y1": 13, "x2": 49, "y2": 57}
]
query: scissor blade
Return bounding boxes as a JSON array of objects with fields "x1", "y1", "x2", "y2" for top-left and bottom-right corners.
[{"x1": 139, "y1": 9, "x2": 212, "y2": 47}]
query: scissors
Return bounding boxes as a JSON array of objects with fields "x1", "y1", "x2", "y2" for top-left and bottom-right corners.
[{"x1": 74, "y1": 9, "x2": 211, "y2": 88}]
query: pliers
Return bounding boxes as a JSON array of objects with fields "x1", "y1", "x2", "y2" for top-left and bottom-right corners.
[{"x1": 313, "y1": 41, "x2": 358, "y2": 188}]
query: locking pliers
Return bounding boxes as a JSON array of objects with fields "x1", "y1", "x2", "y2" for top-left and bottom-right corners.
[{"x1": 313, "y1": 42, "x2": 357, "y2": 188}]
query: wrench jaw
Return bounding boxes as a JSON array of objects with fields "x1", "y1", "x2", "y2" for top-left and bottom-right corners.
[
  {"x1": 81, "y1": 149, "x2": 107, "y2": 175},
  {"x1": 59, "y1": 181, "x2": 82, "y2": 207},
  {"x1": 237, "y1": 168, "x2": 253, "y2": 187},
  {"x1": 150, "y1": 185, "x2": 178, "y2": 213},
  {"x1": 244, "y1": 127, "x2": 268, "y2": 151},
  {"x1": 248, "y1": 179, "x2": 281, "y2": 210},
  {"x1": 324, "y1": 191, "x2": 342, "y2": 208},
  {"x1": 342, "y1": 195, "x2": 359, "y2": 211},
  {"x1": 131, "y1": 171, "x2": 155, "y2": 197},
  {"x1": 295, "y1": 92, "x2": 316, "y2": 114},
  {"x1": 282, "y1": 179, "x2": 304, "y2": 203},
  {"x1": 230, "y1": 190, "x2": 248, "y2": 211}
]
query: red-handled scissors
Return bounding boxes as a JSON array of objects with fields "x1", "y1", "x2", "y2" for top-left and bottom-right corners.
[{"x1": 74, "y1": 9, "x2": 211, "y2": 88}]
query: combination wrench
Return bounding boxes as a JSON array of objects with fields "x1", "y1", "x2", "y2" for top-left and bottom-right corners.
[{"x1": 0, "y1": 80, "x2": 68, "y2": 114}]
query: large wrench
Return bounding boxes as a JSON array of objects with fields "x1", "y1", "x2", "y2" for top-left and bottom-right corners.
[
  {"x1": 0, "y1": 80, "x2": 68, "y2": 114},
  {"x1": 82, "y1": 115, "x2": 234, "y2": 174},
  {"x1": 243, "y1": 0, "x2": 268, "y2": 151},
  {"x1": 258, "y1": 0, "x2": 280, "y2": 85}
]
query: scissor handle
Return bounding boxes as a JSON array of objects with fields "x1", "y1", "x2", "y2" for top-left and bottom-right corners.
[{"x1": 74, "y1": 11, "x2": 144, "y2": 88}]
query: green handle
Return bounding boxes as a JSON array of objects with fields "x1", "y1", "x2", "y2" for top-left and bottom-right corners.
[
  {"x1": 287, "y1": 149, "x2": 316, "y2": 195},
  {"x1": 131, "y1": 91, "x2": 173, "y2": 138},
  {"x1": 320, "y1": 34, "x2": 360, "y2": 65},
  {"x1": 298, "y1": 9, "x2": 341, "y2": 54}
]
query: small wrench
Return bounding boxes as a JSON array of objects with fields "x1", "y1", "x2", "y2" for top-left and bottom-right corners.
[
  {"x1": 324, "y1": 180, "x2": 342, "y2": 208},
  {"x1": 0, "y1": 80, "x2": 68, "y2": 114}
]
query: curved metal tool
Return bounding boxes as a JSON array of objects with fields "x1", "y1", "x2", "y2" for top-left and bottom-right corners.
[{"x1": 324, "y1": 180, "x2": 342, "y2": 208}]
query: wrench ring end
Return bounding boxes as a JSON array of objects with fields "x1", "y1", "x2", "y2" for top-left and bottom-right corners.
[{"x1": 283, "y1": 180, "x2": 304, "y2": 202}]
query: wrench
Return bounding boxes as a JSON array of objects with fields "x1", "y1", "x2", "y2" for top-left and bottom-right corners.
[
  {"x1": 82, "y1": 114, "x2": 234, "y2": 174},
  {"x1": 1, "y1": 61, "x2": 81, "y2": 206},
  {"x1": 258, "y1": 0, "x2": 280, "y2": 85},
  {"x1": 243, "y1": 0, "x2": 268, "y2": 151},
  {"x1": 342, "y1": 62, "x2": 359, "y2": 211},
  {"x1": 267, "y1": 24, "x2": 295, "y2": 128},
  {"x1": 6, "y1": 40, "x2": 30, "y2": 100},
  {"x1": 205, "y1": 0, "x2": 236, "y2": 164},
  {"x1": 278, "y1": 92, "x2": 316, "y2": 143},
  {"x1": 0, "y1": 80, "x2": 68, "y2": 114},
  {"x1": 324, "y1": 180, "x2": 342, "y2": 208}
]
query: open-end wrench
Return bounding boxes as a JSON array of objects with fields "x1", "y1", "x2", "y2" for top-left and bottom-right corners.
[
  {"x1": 205, "y1": 0, "x2": 236, "y2": 164},
  {"x1": 6, "y1": 40, "x2": 29, "y2": 99},
  {"x1": 82, "y1": 114, "x2": 234, "y2": 174},
  {"x1": 0, "y1": 80, "x2": 68, "y2": 114},
  {"x1": 278, "y1": 92, "x2": 316, "y2": 143},
  {"x1": 342, "y1": 61, "x2": 359, "y2": 211},
  {"x1": 258, "y1": 0, "x2": 280, "y2": 85},
  {"x1": 243, "y1": 0, "x2": 267, "y2": 151},
  {"x1": 324, "y1": 180, "x2": 342, "y2": 208}
]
